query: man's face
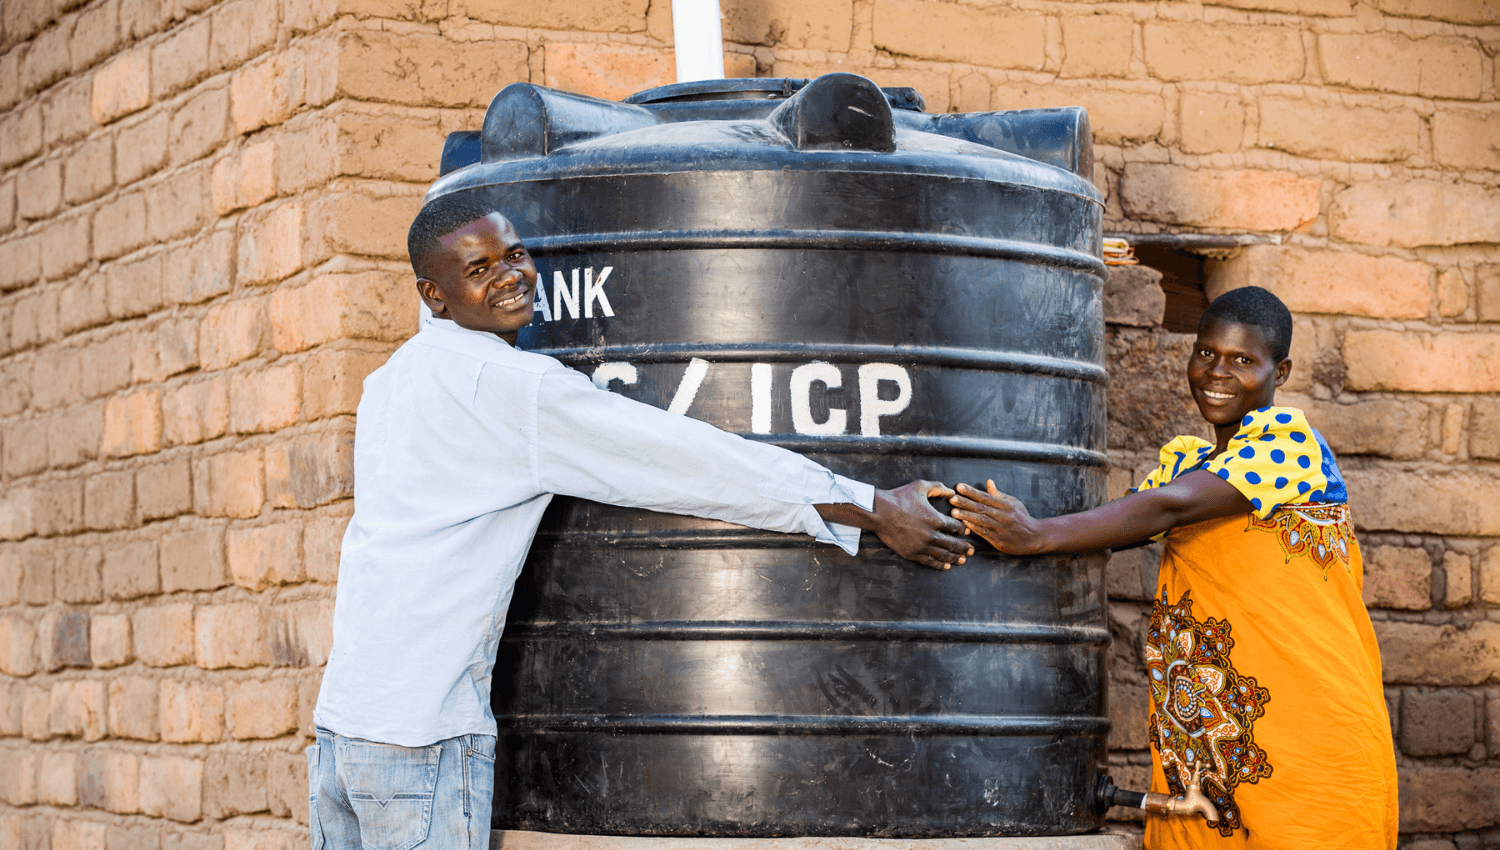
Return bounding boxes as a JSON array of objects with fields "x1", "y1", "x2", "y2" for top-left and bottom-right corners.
[
  {"x1": 1186, "y1": 318, "x2": 1290, "y2": 429},
  {"x1": 418, "y1": 213, "x2": 537, "y2": 344}
]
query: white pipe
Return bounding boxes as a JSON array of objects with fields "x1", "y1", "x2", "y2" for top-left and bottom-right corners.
[{"x1": 671, "y1": 0, "x2": 726, "y2": 83}]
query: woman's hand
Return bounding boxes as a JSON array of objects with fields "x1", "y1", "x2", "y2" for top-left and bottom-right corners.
[{"x1": 948, "y1": 480, "x2": 1048, "y2": 555}]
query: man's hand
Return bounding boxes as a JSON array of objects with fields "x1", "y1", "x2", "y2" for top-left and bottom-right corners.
[
  {"x1": 948, "y1": 480, "x2": 1047, "y2": 555},
  {"x1": 819, "y1": 480, "x2": 973, "y2": 570}
]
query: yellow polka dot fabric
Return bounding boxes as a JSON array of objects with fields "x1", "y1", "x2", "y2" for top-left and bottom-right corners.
[{"x1": 1134, "y1": 407, "x2": 1332, "y2": 519}]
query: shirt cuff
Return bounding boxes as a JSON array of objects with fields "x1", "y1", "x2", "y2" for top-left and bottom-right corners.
[{"x1": 804, "y1": 473, "x2": 875, "y2": 556}]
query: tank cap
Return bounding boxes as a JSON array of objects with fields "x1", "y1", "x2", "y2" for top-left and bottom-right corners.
[
  {"x1": 625, "y1": 77, "x2": 808, "y2": 104},
  {"x1": 768, "y1": 73, "x2": 897, "y2": 153},
  {"x1": 627, "y1": 76, "x2": 927, "y2": 112}
]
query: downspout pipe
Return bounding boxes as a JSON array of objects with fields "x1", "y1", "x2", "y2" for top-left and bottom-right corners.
[{"x1": 672, "y1": 0, "x2": 725, "y2": 83}]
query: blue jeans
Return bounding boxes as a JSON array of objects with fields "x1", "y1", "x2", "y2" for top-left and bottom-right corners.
[{"x1": 308, "y1": 727, "x2": 495, "y2": 850}]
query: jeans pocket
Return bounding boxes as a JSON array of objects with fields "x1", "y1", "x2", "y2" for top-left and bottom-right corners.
[
  {"x1": 338, "y1": 740, "x2": 442, "y2": 850},
  {"x1": 464, "y1": 739, "x2": 496, "y2": 849},
  {"x1": 307, "y1": 744, "x2": 326, "y2": 850}
]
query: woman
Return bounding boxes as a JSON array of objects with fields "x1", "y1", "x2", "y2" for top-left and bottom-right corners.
[{"x1": 950, "y1": 286, "x2": 1398, "y2": 848}]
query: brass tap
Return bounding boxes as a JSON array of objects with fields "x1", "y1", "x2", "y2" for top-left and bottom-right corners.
[{"x1": 1141, "y1": 763, "x2": 1220, "y2": 825}]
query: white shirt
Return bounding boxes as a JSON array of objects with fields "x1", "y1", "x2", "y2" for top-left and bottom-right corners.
[{"x1": 313, "y1": 317, "x2": 874, "y2": 746}]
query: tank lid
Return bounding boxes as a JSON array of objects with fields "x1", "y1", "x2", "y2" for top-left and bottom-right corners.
[{"x1": 626, "y1": 77, "x2": 927, "y2": 112}]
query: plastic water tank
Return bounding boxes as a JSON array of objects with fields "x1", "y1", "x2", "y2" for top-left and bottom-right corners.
[{"x1": 427, "y1": 72, "x2": 1109, "y2": 837}]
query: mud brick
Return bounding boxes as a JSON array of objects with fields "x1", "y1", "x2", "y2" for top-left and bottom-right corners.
[
  {"x1": 55, "y1": 541, "x2": 103, "y2": 603},
  {"x1": 149, "y1": 15, "x2": 209, "y2": 100},
  {"x1": 19, "y1": 541, "x2": 53, "y2": 605},
  {"x1": 159, "y1": 678, "x2": 224, "y2": 743},
  {"x1": 38, "y1": 749, "x2": 78, "y2": 805},
  {"x1": 50, "y1": 679, "x2": 106, "y2": 739},
  {"x1": 1331, "y1": 180, "x2": 1500, "y2": 248},
  {"x1": 1445, "y1": 551, "x2": 1473, "y2": 608},
  {"x1": 1345, "y1": 330, "x2": 1500, "y2": 394},
  {"x1": 90, "y1": 613, "x2": 131, "y2": 668},
  {"x1": 159, "y1": 522, "x2": 227, "y2": 593},
  {"x1": 1320, "y1": 32, "x2": 1482, "y2": 100},
  {"x1": 44, "y1": 610, "x2": 92, "y2": 669},
  {"x1": 107, "y1": 676, "x2": 159, "y2": 740},
  {"x1": 227, "y1": 520, "x2": 303, "y2": 591},
  {"x1": 132, "y1": 316, "x2": 199, "y2": 383},
  {"x1": 138, "y1": 754, "x2": 203, "y2": 823},
  {"x1": 34, "y1": 478, "x2": 86, "y2": 537},
  {"x1": 208, "y1": 0, "x2": 279, "y2": 72},
  {"x1": 334, "y1": 29, "x2": 530, "y2": 109},
  {"x1": 133, "y1": 602, "x2": 196, "y2": 668},
  {"x1": 229, "y1": 362, "x2": 301, "y2": 434},
  {"x1": 198, "y1": 297, "x2": 265, "y2": 370},
  {"x1": 103, "y1": 536, "x2": 159, "y2": 600},
  {"x1": 265, "y1": 428, "x2": 352, "y2": 509},
  {"x1": 204, "y1": 751, "x2": 268, "y2": 819},
  {"x1": 193, "y1": 448, "x2": 265, "y2": 519},
  {"x1": 102, "y1": 387, "x2": 163, "y2": 458},
  {"x1": 302, "y1": 347, "x2": 386, "y2": 418},
  {"x1": 85, "y1": 470, "x2": 135, "y2": 531},
  {"x1": 0, "y1": 613, "x2": 38, "y2": 676},
  {"x1": 267, "y1": 598, "x2": 332, "y2": 667},
  {"x1": 72, "y1": 0, "x2": 122, "y2": 71},
  {"x1": 17, "y1": 159, "x2": 64, "y2": 221},
  {"x1": 48, "y1": 401, "x2": 105, "y2": 469},
  {"x1": 146, "y1": 164, "x2": 210, "y2": 244},
  {"x1": 163, "y1": 228, "x2": 235, "y2": 306},
  {"x1": 32, "y1": 344, "x2": 84, "y2": 411},
  {"x1": 1121, "y1": 164, "x2": 1320, "y2": 232},
  {"x1": 132, "y1": 462, "x2": 187, "y2": 528},
  {"x1": 81, "y1": 333, "x2": 133, "y2": 398},
  {"x1": 542, "y1": 42, "x2": 678, "y2": 104},
  {"x1": 0, "y1": 545, "x2": 18, "y2": 606},
  {"x1": 1402, "y1": 688, "x2": 1477, "y2": 756},
  {"x1": 1144, "y1": 21, "x2": 1303, "y2": 84},
  {"x1": 99, "y1": 222, "x2": 158, "y2": 302},
  {"x1": 162, "y1": 375, "x2": 230, "y2": 446},
  {"x1": 115, "y1": 109, "x2": 170, "y2": 185},
  {"x1": 3, "y1": 415, "x2": 50, "y2": 477},
  {"x1": 302, "y1": 505, "x2": 349, "y2": 584},
  {"x1": 235, "y1": 202, "x2": 303, "y2": 286},
  {"x1": 80, "y1": 749, "x2": 139, "y2": 814},
  {"x1": 92, "y1": 48, "x2": 151, "y2": 124},
  {"x1": 0, "y1": 745, "x2": 38, "y2": 804},
  {"x1": 11, "y1": 285, "x2": 60, "y2": 349},
  {"x1": 1399, "y1": 765, "x2": 1500, "y2": 832},
  {"x1": 1377, "y1": 621, "x2": 1500, "y2": 685},
  {"x1": 64, "y1": 134, "x2": 116, "y2": 205},
  {"x1": 195, "y1": 602, "x2": 270, "y2": 669},
  {"x1": 94, "y1": 190, "x2": 153, "y2": 262},
  {"x1": 169, "y1": 85, "x2": 230, "y2": 166}
]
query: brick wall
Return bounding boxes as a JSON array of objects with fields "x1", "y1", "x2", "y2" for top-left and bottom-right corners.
[{"x1": 0, "y1": 0, "x2": 1496, "y2": 847}]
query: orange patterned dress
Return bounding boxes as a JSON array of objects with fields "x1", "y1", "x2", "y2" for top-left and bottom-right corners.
[{"x1": 1133, "y1": 407, "x2": 1398, "y2": 849}]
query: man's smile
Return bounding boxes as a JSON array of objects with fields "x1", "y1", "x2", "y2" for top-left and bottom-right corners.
[{"x1": 492, "y1": 282, "x2": 529, "y2": 309}]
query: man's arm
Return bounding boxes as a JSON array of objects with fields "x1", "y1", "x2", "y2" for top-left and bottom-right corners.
[
  {"x1": 522, "y1": 364, "x2": 972, "y2": 568},
  {"x1": 817, "y1": 481, "x2": 973, "y2": 570},
  {"x1": 947, "y1": 470, "x2": 1252, "y2": 555}
]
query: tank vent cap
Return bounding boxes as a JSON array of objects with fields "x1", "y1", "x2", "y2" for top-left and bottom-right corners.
[{"x1": 768, "y1": 72, "x2": 897, "y2": 153}]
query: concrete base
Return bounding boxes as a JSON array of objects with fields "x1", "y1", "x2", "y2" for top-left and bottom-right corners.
[{"x1": 491, "y1": 830, "x2": 1144, "y2": 850}]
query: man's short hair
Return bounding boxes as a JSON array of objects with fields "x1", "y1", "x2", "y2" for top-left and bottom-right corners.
[
  {"x1": 408, "y1": 192, "x2": 499, "y2": 279},
  {"x1": 1200, "y1": 285, "x2": 1293, "y2": 362}
]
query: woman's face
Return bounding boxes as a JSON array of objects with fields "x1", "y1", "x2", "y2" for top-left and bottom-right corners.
[{"x1": 1187, "y1": 318, "x2": 1290, "y2": 429}]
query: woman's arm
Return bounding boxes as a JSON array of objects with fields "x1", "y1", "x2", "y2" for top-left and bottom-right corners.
[{"x1": 948, "y1": 469, "x2": 1253, "y2": 556}]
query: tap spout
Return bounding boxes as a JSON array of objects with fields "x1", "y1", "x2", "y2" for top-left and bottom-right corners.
[{"x1": 1096, "y1": 764, "x2": 1219, "y2": 826}]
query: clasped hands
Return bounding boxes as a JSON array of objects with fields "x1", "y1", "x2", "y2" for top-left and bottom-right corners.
[{"x1": 868, "y1": 479, "x2": 1043, "y2": 571}]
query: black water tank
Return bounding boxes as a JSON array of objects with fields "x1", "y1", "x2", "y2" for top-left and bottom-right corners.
[{"x1": 427, "y1": 73, "x2": 1109, "y2": 837}]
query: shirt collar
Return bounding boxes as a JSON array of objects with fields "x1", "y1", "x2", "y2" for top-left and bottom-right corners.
[{"x1": 416, "y1": 315, "x2": 519, "y2": 360}]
